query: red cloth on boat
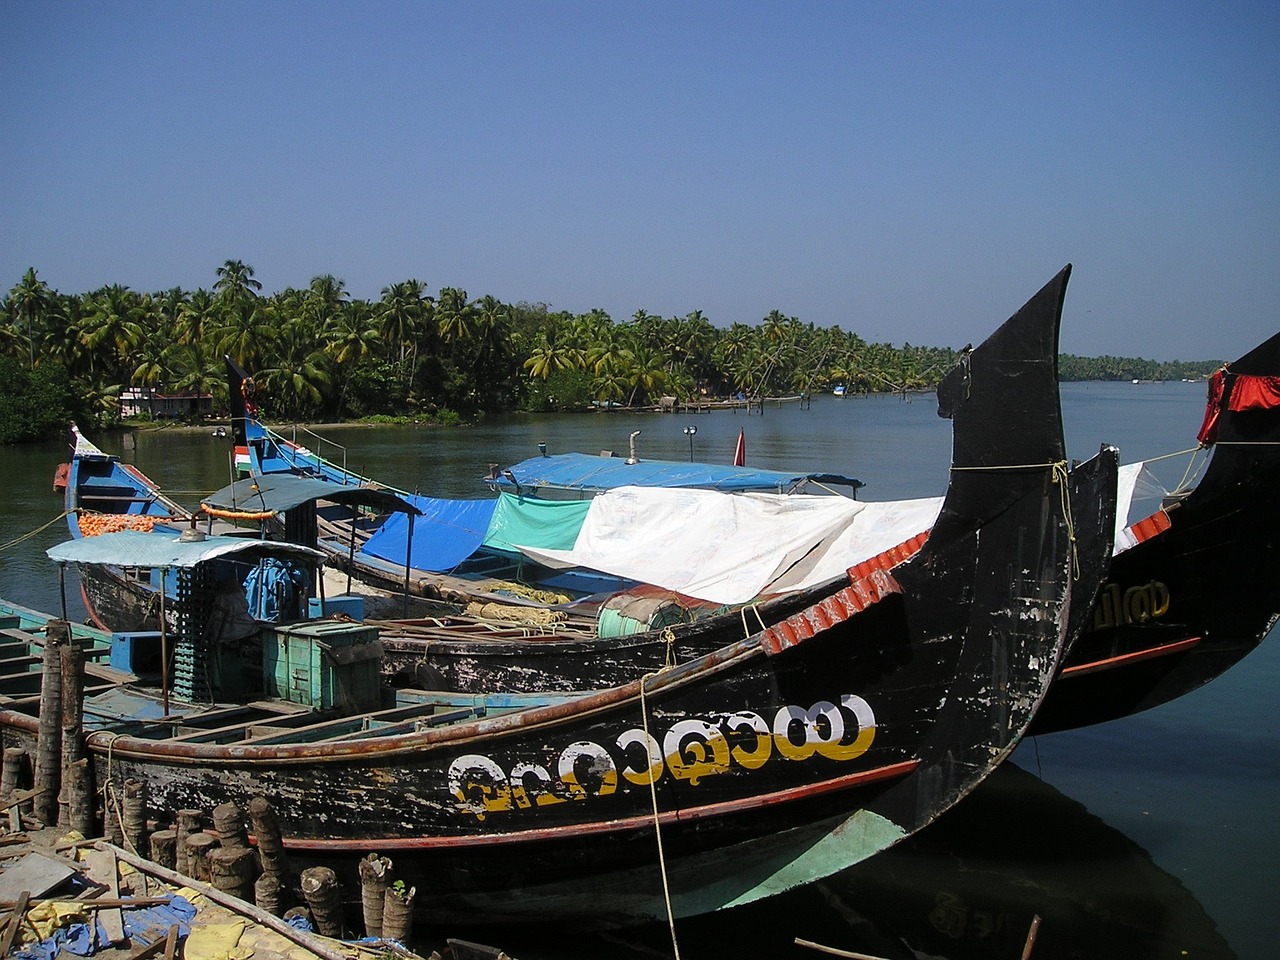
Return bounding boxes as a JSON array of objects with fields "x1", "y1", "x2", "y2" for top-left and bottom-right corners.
[
  {"x1": 1227, "y1": 374, "x2": 1280, "y2": 413},
  {"x1": 1196, "y1": 370, "x2": 1227, "y2": 445}
]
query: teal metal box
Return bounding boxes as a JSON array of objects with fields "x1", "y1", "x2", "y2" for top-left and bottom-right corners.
[
  {"x1": 264, "y1": 620, "x2": 383, "y2": 712},
  {"x1": 307, "y1": 594, "x2": 365, "y2": 621}
]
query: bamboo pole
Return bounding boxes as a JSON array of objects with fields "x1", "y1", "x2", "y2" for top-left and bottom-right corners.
[{"x1": 97, "y1": 841, "x2": 350, "y2": 960}]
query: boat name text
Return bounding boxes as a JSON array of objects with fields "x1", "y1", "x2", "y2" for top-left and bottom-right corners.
[{"x1": 448, "y1": 693, "x2": 876, "y2": 819}]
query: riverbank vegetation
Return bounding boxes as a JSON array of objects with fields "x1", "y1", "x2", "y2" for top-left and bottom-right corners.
[{"x1": 2, "y1": 262, "x2": 1221, "y2": 442}]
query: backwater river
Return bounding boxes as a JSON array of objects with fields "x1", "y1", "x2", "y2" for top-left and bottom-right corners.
[{"x1": 0, "y1": 381, "x2": 1274, "y2": 959}]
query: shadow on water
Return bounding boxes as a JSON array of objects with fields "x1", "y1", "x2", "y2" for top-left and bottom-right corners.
[{"x1": 418, "y1": 762, "x2": 1234, "y2": 960}]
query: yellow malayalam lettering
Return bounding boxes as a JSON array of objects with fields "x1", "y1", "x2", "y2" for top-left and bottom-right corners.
[
  {"x1": 449, "y1": 692, "x2": 880, "y2": 818},
  {"x1": 1091, "y1": 580, "x2": 1170, "y2": 630}
]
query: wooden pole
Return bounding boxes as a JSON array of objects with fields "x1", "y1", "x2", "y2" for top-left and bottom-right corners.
[
  {"x1": 98, "y1": 841, "x2": 351, "y2": 960},
  {"x1": 212, "y1": 801, "x2": 249, "y2": 849},
  {"x1": 33, "y1": 622, "x2": 68, "y2": 827},
  {"x1": 122, "y1": 778, "x2": 148, "y2": 853},
  {"x1": 174, "y1": 810, "x2": 203, "y2": 877},
  {"x1": 358, "y1": 853, "x2": 391, "y2": 938},
  {"x1": 1020, "y1": 914, "x2": 1043, "y2": 960},
  {"x1": 246, "y1": 796, "x2": 289, "y2": 884},
  {"x1": 59, "y1": 640, "x2": 89, "y2": 832},
  {"x1": 300, "y1": 866, "x2": 344, "y2": 938}
]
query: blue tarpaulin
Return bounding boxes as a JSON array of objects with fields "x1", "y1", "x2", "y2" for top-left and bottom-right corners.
[
  {"x1": 495, "y1": 452, "x2": 862, "y2": 496},
  {"x1": 360, "y1": 496, "x2": 498, "y2": 572}
]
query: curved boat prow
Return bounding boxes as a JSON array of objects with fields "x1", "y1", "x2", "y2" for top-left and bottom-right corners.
[{"x1": 932, "y1": 265, "x2": 1069, "y2": 541}]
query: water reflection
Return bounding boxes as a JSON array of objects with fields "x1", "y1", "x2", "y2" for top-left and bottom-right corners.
[{"x1": 436, "y1": 762, "x2": 1234, "y2": 960}]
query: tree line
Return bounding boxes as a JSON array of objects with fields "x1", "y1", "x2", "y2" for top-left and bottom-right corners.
[{"x1": 1, "y1": 261, "x2": 1222, "y2": 443}]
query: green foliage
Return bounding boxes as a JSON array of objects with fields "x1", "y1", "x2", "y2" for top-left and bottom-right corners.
[
  {"x1": 0, "y1": 357, "x2": 76, "y2": 443},
  {"x1": 1058, "y1": 354, "x2": 1220, "y2": 382},
  {"x1": 520, "y1": 368, "x2": 594, "y2": 411},
  {"x1": 3, "y1": 261, "x2": 1224, "y2": 434}
]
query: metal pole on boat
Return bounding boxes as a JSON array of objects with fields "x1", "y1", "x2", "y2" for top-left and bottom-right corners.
[
  {"x1": 57, "y1": 563, "x2": 69, "y2": 623},
  {"x1": 346, "y1": 504, "x2": 357, "y2": 596},
  {"x1": 159, "y1": 566, "x2": 170, "y2": 718},
  {"x1": 403, "y1": 512, "x2": 415, "y2": 618}
]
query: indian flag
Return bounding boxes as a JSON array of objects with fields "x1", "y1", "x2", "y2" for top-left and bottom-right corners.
[{"x1": 234, "y1": 445, "x2": 252, "y2": 474}]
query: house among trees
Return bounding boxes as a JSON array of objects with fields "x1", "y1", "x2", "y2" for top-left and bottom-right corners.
[{"x1": 119, "y1": 386, "x2": 214, "y2": 419}]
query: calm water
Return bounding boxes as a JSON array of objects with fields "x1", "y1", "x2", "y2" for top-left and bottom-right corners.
[{"x1": 1, "y1": 382, "x2": 1274, "y2": 958}]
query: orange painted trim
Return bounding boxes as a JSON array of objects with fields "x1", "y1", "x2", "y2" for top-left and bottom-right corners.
[{"x1": 1060, "y1": 636, "x2": 1201, "y2": 678}]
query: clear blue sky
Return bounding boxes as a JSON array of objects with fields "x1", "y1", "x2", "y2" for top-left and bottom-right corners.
[{"x1": 4, "y1": 1, "x2": 1278, "y2": 361}]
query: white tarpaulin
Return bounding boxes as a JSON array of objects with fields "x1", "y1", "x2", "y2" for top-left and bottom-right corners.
[
  {"x1": 1113, "y1": 461, "x2": 1169, "y2": 554},
  {"x1": 518, "y1": 486, "x2": 944, "y2": 605}
]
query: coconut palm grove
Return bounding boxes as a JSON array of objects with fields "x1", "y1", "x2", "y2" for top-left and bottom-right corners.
[{"x1": 1, "y1": 261, "x2": 1220, "y2": 444}]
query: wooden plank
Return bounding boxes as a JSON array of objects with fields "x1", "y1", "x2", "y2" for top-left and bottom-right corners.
[
  {"x1": 0, "y1": 853, "x2": 76, "y2": 900},
  {"x1": 80, "y1": 848, "x2": 125, "y2": 944},
  {"x1": 0, "y1": 891, "x2": 30, "y2": 956},
  {"x1": 0, "y1": 787, "x2": 52, "y2": 813}
]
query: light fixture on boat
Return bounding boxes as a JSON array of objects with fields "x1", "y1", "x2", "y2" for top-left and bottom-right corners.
[{"x1": 683, "y1": 424, "x2": 698, "y2": 462}]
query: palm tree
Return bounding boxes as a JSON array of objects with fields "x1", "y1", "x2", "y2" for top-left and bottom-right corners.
[
  {"x1": 213, "y1": 297, "x2": 278, "y2": 372},
  {"x1": 436, "y1": 287, "x2": 477, "y2": 348},
  {"x1": 213, "y1": 259, "x2": 262, "y2": 304},
  {"x1": 379, "y1": 279, "x2": 430, "y2": 389},
  {"x1": 257, "y1": 319, "x2": 332, "y2": 419},
  {"x1": 523, "y1": 332, "x2": 581, "y2": 379},
  {"x1": 9, "y1": 268, "x2": 52, "y2": 368}
]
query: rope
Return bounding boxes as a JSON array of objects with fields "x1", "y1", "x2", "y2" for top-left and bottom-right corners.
[
  {"x1": 739, "y1": 603, "x2": 767, "y2": 639},
  {"x1": 101, "y1": 733, "x2": 141, "y2": 858},
  {"x1": 1049, "y1": 461, "x2": 1079, "y2": 578},
  {"x1": 660, "y1": 626, "x2": 677, "y2": 668},
  {"x1": 0, "y1": 510, "x2": 74, "y2": 554},
  {"x1": 200, "y1": 504, "x2": 276, "y2": 521},
  {"x1": 639, "y1": 671, "x2": 681, "y2": 960}
]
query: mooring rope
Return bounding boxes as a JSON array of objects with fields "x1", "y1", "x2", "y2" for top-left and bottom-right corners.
[
  {"x1": 0, "y1": 510, "x2": 73, "y2": 554},
  {"x1": 100, "y1": 732, "x2": 141, "y2": 857},
  {"x1": 639, "y1": 671, "x2": 682, "y2": 960},
  {"x1": 739, "y1": 603, "x2": 767, "y2": 640}
]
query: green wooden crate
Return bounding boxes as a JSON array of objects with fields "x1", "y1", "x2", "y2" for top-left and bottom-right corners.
[{"x1": 263, "y1": 620, "x2": 383, "y2": 712}]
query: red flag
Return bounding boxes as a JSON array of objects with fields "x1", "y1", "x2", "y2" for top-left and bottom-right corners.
[{"x1": 732, "y1": 428, "x2": 746, "y2": 467}]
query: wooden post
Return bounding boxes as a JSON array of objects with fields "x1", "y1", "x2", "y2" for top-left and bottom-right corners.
[
  {"x1": 183, "y1": 833, "x2": 217, "y2": 883},
  {"x1": 212, "y1": 801, "x2": 249, "y2": 849},
  {"x1": 59, "y1": 642, "x2": 90, "y2": 832},
  {"x1": 381, "y1": 882, "x2": 415, "y2": 943},
  {"x1": 148, "y1": 830, "x2": 178, "y2": 870},
  {"x1": 300, "y1": 866, "x2": 344, "y2": 938},
  {"x1": 174, "y1": 810, "x2": 203, "y2": 876},
  {"x1": 247, "y1": 796, "x2": 289, "y2": 882},
  {"x1": 33, "y1": 622, "x2": 68, "y2": 826},
  {"x1": 208, "y1": 846, "x2": 257, "y2": 901},
  {"x1": 0, "y1": 748, "x2": 26, "y2": 815},
  {"x1": 254, "y1": 872, "x2": 285, "y2": 917},
  {"x1": 122, "y1": 778, "x2": 148, "y2": 853},
  {"x1": 358, "y1": 853, "x2": 392, "y2": 938},
  {"x1": 63, "y1": 758, "x2": 96, "y2": 837}
]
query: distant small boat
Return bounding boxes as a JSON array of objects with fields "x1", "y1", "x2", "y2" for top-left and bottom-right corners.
[{"x1": 832, "y1": 384, "x2": 846, "y2": 397}]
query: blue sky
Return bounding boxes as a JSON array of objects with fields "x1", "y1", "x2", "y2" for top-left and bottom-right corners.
[{"x1": 3, "y1": 1, "x2": 1278, "y2": 360}]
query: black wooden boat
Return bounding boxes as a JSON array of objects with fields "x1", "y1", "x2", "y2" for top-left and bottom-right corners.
[
  {"x1": 0, "y1": 267, "x2": 1112, "y2": 924},
  {"x1": 1030, "y1": 330, "x2": 1280, "y2": 734}
]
